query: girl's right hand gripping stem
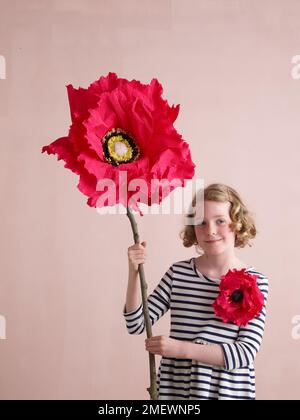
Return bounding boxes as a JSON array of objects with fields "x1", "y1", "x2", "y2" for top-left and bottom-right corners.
[{"x1": 127, "y1": 241, "x2": 147, "y2": 273}]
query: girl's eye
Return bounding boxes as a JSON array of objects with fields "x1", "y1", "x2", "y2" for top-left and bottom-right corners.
[
  {"x1": 197, "y1": 220, "x2": 226, "y2": 226},
  {"x1": 195, "y1": 220, "x2": 206, "y2": 226}
]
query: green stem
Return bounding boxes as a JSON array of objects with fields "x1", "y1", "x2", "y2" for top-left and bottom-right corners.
[{"x1": 126, "y1": 206, "x2": 158, "y2": 401}]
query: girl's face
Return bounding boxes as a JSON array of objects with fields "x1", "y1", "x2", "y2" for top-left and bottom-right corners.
[{"x1": 194, "y1": 200, "x2": 236, "y2": 256}]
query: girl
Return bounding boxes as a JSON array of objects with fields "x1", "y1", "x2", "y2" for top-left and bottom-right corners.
[{"x1": 123, "y1": 183, "x2": 269, "y2": 400}]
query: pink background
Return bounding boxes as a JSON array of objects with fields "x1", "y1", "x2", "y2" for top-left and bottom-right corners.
[{"x1": 1, "y1": 0, "x2": 300, "y2": 399}]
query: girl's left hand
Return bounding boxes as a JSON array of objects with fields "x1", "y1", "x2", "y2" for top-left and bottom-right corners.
[{"x1": 145, "y1": 335, "x2": 185, "y2": 358}]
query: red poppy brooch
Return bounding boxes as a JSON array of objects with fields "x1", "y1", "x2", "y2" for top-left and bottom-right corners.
[{"x1": 212, "y1": 268, "x2": 264, "y2": 327}]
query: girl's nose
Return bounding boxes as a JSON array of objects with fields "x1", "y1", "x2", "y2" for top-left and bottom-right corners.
[{"x1": 206, "y1": 223, "x2": 216, "y2": 235}]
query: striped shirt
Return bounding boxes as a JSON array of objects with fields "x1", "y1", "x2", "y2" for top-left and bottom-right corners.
[{"x1": 123, "y1": 258, "x2": 269, "y2": 400}]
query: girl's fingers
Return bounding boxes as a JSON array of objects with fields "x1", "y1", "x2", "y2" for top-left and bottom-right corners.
[
  {"x1": 129, "y1": 255, "x2": 146, "y2": 261},
  {"x1": 130, "y1": 243, "x2": 146, "y2": 250},
  {"x1": 136, "y1": 242, "x2": 146, "y2": 248},
  {"x1": 128, "y1": 249, "x2": 146, "y2": 255},
  {"x1": 145, "y1": 345, "x2": 161, "y2": 355},
  {"x1": 145, "y1": 338, "x2": 162, "y2": 351},
  {"x1": 146, "y1": 336, "x2": 162, "y2": 342},
  {"x1": 145, "y1": 342, "x2": 157, "y2": 349}
]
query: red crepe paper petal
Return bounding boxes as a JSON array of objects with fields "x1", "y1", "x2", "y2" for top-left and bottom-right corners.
[{"x1": 42, "y1": 72, "x2": 195, "y2": 213}]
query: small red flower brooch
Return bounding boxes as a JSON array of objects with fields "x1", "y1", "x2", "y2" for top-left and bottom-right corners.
[{"x1": 212, "y1": 268, "x2": 264, "y2": 327}]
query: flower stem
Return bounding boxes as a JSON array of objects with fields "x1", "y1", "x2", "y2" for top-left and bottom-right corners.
[{"x1": 126, "y1": 206, "x2": 158, "y2": 401}]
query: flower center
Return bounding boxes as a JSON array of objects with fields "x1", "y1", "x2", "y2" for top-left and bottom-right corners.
[
  {"x1": 231, "y1": 290, "x2": 244, "y2": 303},
  {"x1": 102, "y1": 128, "x2": 140, "y2": 166},
  {"x1": 113, "y1": 141, "x2": 129, "y2": 157}
]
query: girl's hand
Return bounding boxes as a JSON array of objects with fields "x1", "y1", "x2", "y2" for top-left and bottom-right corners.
[
  {"x1": 145, "y1": 335, "x2": 185, "y2": 358},
  {"x1": 127, "y1": 241, "x2": 147, "y2": 272}
]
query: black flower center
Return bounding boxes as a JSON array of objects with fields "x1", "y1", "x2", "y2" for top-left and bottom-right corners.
[
  {"x1": 102, "y1": 128, "x2": 140, "y2": 167},
  {"x1": 231, "y1": 290, "x2": 244, "y2": 303}
]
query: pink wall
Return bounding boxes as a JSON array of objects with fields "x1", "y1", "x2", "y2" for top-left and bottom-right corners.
[{"x1": 1, "y1": 0, "x2": 300, "y2": 399}]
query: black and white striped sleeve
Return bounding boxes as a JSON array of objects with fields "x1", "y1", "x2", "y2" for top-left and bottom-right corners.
[
  {"x1": 221, "y1": 274, "x2": 269, "y2": 371},
  {"x1": 123, "y1": 265, "x2": 173, "y2": 335}
]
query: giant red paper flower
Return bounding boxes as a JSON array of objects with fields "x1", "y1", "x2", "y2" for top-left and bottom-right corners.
[
  {"x1": 212, "y1": 269, "x2": 264, "y2": 327},
  {"x1": 42, "y1": 72, "x2": 195, "y2": 213}
]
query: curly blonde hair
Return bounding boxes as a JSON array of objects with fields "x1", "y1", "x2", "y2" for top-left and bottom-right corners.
[{"x1": 180, "y1": 183, "x2": 256, "y2": 251}]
